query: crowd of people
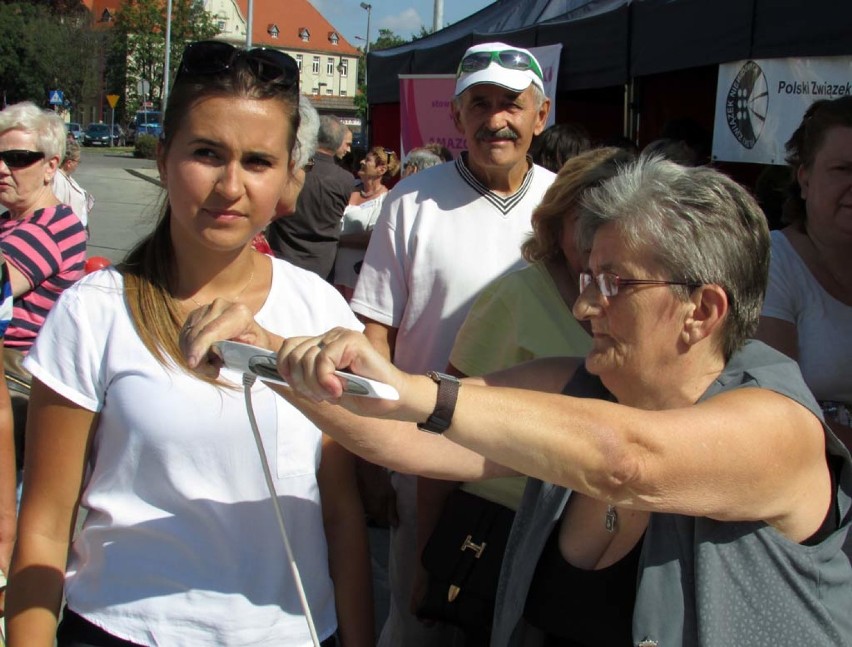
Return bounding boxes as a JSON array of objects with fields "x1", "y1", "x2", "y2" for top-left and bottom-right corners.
[{"x1": 0, "y1": 36, "x2": 848, "y2": 647}]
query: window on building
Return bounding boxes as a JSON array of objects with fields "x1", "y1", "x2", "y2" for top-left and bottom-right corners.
[
  {"x1": 299, "y1": 28, "x2": 310, "y2": 42},
  {"x1": 295, "y1": 55, "x2": 303, "y2": 72},
  {"x1": 312, "y1": 56, "x2": 320, "y2": 74},
  {"x1": 326, "y1": 58, "x2": 335, "y2": 76},
  {"x1": 341, "y1": 89, "x2": 348, "y2": 97},
  {"x1": 339, "y1": 59, "x2": 348, "y2": 77},
  {"x1": 217, "y1": 19, "x2": 226, "y2": 31},
  {"x1": 328, "y1": 32, "x2": 340, "y2": 45},
  {"x1": 326, "y1": 88, "x2": 333, "y2": 95},
  {"x1": 267, "y1": 24, "x2": 279, "y2": 38}
]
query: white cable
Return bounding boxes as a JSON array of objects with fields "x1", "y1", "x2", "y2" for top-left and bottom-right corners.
[{"x1": 242, "y1": 374, "x2": 321, "y2": 647}]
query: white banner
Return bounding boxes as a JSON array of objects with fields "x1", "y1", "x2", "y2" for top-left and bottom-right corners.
[
  {"x1": 532, "y1": 43, "x2": 562, "y2": 130},
  {"x1": 712, "y1": 56, "x2": 852, "y2": 165}
]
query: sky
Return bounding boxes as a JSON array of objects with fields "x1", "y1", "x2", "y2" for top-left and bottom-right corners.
[{"x1": 309, "y1": 0, "x2": 495, "y2": 48}]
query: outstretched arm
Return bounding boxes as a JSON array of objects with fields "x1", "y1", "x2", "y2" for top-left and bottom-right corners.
[
  {"x1": 179, "y1": 302, "x2": 513, "y2": 482},
  {"x1": 276, "y1": 328, "x2": 831, "y2": 544},
  {"x1": 6, "y1": 380, "x2": 97, "y2": 647}
]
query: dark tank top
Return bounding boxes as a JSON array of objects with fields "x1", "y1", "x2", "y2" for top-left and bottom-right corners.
[{"x1": 524, "y1": 527, "x2": 642, "y2": 646}]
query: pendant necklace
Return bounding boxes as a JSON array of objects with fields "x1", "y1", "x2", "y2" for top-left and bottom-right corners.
[{"x1": 605, "y1": 505, "x2": 618, "y2": 533}]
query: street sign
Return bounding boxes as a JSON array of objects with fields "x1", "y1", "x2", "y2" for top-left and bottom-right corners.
[
  {"x1": 49, "y1": 90, "x2": 64, "y2": 105},
  {"x1": 136, "y1": 79, "x2": 150, "y2": 97},
  {"x1": 106, "y1": 94, "x2": 120, "y2": 109}
]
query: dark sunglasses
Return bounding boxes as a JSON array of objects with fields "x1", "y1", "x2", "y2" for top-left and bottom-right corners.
[
  {"x1": 459, "y1": 49, "x2": 544, "y2": 80},
  {"x1": 177, "y1": 40, "x2": 299, "y2": 92},
  {"x1": 0, "y1": 149, "x2": 45, "y2": 169}
]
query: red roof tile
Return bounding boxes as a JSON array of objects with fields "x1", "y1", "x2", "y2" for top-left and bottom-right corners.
[
  {"x1": 82, "y1": 0, "x2": 359, "y2": 57},
  {"x1": 233, "y1": 0, "x2": 359, "y2": 55}
]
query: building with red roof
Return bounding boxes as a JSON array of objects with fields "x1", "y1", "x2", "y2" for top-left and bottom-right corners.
[{"x1": 82, "y1": 0, "x2": 363, "y2": 135}]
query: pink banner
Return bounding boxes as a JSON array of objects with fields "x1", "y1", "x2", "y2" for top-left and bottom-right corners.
[{"x1": 399, "y1": 75, "x2": 461, "y2": 158}]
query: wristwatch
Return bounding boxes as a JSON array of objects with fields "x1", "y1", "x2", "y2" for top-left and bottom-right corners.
[{"x1": 417, "y1": 371, "x2": 461, "y2": 434}]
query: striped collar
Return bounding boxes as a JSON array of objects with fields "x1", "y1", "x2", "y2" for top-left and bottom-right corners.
[{"x1": 455, "y1": 152, "x2": 536, "y2": 216}]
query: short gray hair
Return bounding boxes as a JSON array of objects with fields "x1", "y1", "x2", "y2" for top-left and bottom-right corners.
[
  {"x1": 0, "y1": 101, "x2": 66, "y2": 162},
  {"x1": 452, "y1": 81, "x2": 547, "y2": 111},
  {"x1": 577, "y1": 156, "x2": 769, "y2": 359},
  {"x1": 63, "y1": 138, "x2": 81, "y2": 164},
  {"x1": 316, "y1": 114, "x2": 348, "y2": 152},
  {"x1": 404, "y1": 148, "x2": 442, "y2": 173},
  {"x1": 292, "y1": 95, "x2": 320, "y2": 169}
]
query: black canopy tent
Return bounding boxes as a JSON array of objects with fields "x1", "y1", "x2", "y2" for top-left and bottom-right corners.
[{"x1": 366, "y1": 0, "x2": 852, "y2": 150}]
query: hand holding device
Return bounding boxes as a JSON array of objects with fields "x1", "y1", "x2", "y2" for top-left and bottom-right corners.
[{"x1": 211, "y1": 340, "x2": 400, "y2": 400}]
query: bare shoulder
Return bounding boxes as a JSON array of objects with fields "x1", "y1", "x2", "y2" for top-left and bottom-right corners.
[{"x1": 694, "y1": 386, "x2": 825, "y2": 453}]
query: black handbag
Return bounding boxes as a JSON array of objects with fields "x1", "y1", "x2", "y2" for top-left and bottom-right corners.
[{"x1": 417, "y1": 488, "x2": 516, "y2": 642}]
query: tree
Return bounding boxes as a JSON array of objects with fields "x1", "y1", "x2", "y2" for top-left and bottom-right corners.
[
  {"x1": 371, "y1": 28, "x2": 407, "y2": 52},
  {"x1": 413, "y1": 25, "x2": 435, "y2": 40},
  {"x1": 351, "y1": 28, "x2": 408, "y2": 120},
  {"x1": 115, "y1": 0, "x2": 218, "y2": 116},
  {"x1": 0, "y1": 2, "x2": 104, "y2": 114}
]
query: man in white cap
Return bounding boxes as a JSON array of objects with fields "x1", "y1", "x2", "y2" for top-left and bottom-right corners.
[{"x1": 350, "y1": 42, "x2": 555, "y2": 646}]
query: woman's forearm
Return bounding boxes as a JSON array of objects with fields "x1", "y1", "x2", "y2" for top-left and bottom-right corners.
[
  {"x1": 0, "y1": 389, "x2": 17, "y2": 577},
  {"x1": 277, "y1": 385, "x2": 494, "y2": 480},
  {"x1": 6, "y1": 532, "x2": 69, "y2": 646}
]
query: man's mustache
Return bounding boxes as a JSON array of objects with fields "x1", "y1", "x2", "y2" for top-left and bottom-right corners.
[{"x1": 475, "y1": 127, "x2": 519, "y2": 141}]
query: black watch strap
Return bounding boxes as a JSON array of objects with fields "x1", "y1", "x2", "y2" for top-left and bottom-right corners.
[{"x1": 417, "y1": 371, "x2": 461, "y2": 434}]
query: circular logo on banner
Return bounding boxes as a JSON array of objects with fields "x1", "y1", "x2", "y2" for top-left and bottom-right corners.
[{"x1": 726, "y1": 61, "x2": 768, "y2": 150}]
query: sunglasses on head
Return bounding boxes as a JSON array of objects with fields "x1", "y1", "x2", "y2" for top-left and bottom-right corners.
[
  {"x1": 177, "y1": 40, "x2": 299, "y2": 92},
  {"x1": 458, "y1": 49, "x2": 543, "y2": 80},
  {"x1": 0, "y1": 150, "x2": 45, "y2": 169}
]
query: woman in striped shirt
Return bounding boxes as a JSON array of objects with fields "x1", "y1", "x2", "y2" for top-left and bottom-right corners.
[{"x1": 0, "y1": 101, "x2": 87, "y2": 355}]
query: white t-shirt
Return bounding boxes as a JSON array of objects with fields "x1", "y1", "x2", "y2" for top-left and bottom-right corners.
[
  {"x1": 350, "y1": 155, "x2": 555, "y2": 372},
  {"x1": 762, "y1": 230, "x2": 852, "y2": 403},
  {"x1": 52, "y1": 170, "x2": 93, "y2": 229},
  {"x1": 24, "y1": 259, "x2": 362, "y2": 646},
  {"x1": 334, "y1": 193, "x2": 387, "y2": 289}
]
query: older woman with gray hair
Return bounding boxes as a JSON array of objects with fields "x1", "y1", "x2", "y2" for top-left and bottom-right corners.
[
  {"x1": 51, "y1": 138, "x2": 94, "y2": 233},
  {"x1": 0, "y1": 102, "x2": 87, "y2": 501},
  {"x1": 0, "y1": 102, "x2": 86, "y2": 352},
  {"x1": 184, "y1": 156, "x2": 852, "y2": 646}
]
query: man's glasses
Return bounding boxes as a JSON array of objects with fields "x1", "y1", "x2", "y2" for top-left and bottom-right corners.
[
  {"x1": 0, "y1": 150, "x2": 45, "y2": 169},
  {"x1": 177, "y1": 40, "x2": 299, "y2": 92},
  {"x1": 579, "y1": 271, "x2": 700, "y2": 298},
  {"x1": 458, "y1": 49, "x2": 543, "y2": 81}
]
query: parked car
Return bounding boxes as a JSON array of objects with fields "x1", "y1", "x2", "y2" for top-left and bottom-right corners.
[
  {"x1": 83, "y1": 123, "x2": 113, "y2": 147},
  {"x1": 127, "y1": 110, "x2": 162, "y2": 145},
  {"x1": 65, "y1": 122, "x2": 83, "y2": 142}
]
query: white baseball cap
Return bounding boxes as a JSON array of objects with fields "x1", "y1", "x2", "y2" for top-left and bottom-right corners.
[{"x1": 454, "y1": 42, "x2": 545, "y2": 97}]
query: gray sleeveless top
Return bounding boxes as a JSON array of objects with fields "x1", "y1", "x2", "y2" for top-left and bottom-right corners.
[{"x1": 492, "y1": 341, "x2": 852, "y2": 647}]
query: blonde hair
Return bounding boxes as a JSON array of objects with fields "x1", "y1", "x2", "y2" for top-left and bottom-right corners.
[{"x1": 370, "y1": 146, "x2": 401, "y2": 179}]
